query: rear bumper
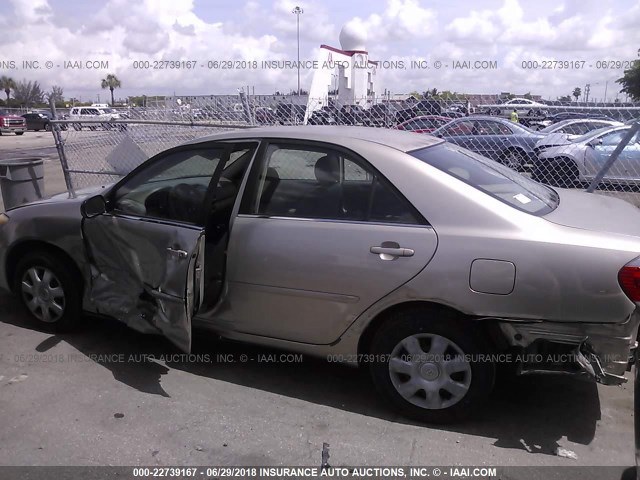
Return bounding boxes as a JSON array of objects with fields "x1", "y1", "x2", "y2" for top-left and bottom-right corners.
[{"x1": 498, "y1": 311, "x2": 640, "y2": 384}]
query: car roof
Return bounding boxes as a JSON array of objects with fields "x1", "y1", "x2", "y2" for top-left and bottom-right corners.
[
  {"x1": 450, "y1": 115, "x2": 510, "y2": 122},
  {"x1": 186, "y1": 126, "x2": 444, "y2": 152}
]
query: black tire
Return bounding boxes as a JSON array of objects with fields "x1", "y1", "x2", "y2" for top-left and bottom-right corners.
[
  {"x1": 44, "y1": 123, "x2": 51, "y2": 132},
  {"x1": 13, "y1": 251, "x2": 83, "y2": 332},
  {"x1": 15, "y1": 132, "x2": 24, "y2": 136},
  {"x1": 538, "y1": 158, "x2": 578, "y2": 188},
  {"x1": 369, "y1": 308, "x2": 495, "y2": 423}
]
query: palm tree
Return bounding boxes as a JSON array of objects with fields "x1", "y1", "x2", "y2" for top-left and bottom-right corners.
[
  {"x1": 572, "y1": 87, "x2": 582, "y2": 103},
  {"x1": 101, "y1": 74, "x2": 122, "y2": 106},
  {"x1": 0, "y1": 75, "x2": 16, "y2": 103}
]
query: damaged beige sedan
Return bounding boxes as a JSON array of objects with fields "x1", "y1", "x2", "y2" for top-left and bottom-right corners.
[{"x1": 0, "y1": 126, "x2": 639, "y2": 423}]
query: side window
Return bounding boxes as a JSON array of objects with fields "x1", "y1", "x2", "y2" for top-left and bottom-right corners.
[
  {"x1": 112, "y1": 148, "x2": 224, "y2": 224},
  {"x1": 474, "y1": 120, "x2": 511, "y2": 135},
  {"x1": 242, "y1": 143, "x2": 424, "y2": 225},
  {"x1": 601, "y1": 131, "x2": 625, "y2": 146},
  {"x1": 443, "y1": 120, "x2": 473, "y2": 136}
]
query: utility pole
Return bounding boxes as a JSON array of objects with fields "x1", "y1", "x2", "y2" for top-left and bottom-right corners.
[
  {"x1": 292, "y1": 6, "x2": 304, "y2": 95},
  {"x1": 585, "y1": 83, "x2": 591, "y2": 104}
]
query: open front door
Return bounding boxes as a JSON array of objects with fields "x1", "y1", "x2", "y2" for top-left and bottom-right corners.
[
  {"x1": 80, "y1": 145, "x2": 229, "y2": 352},
  {"x1": 82, "y1": 217, "x2": 204, "y2": 352}
]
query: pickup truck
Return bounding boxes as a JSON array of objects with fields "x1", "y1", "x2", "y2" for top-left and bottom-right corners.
[{"x1": 0, "y1": 110, "x2": 27, "y2": 135}]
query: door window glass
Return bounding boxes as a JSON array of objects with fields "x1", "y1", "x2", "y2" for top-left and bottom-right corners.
[
  {"x1": 242, "y1": 144, "x2": 425, "y2": 225},
  {"x1": 113, "y1": 148, "x2": 224, "y2": 224}
]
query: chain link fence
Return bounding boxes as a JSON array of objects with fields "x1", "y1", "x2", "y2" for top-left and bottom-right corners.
[{"x1": 48, "y1": 94, "x2": 640, "y2": 207}]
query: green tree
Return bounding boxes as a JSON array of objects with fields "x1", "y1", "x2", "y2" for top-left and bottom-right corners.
[
  {"x1": 101, "y1": 73, "x2": 122, "y2": 106},
  {"x1": 46, "y1": 85, "x2": 64, "y2": 105},
  {"x1": 13, "y1": 80, "x2": 44, "y2": 106},
  {"x1": 0, "y1": 75, "x2": 16, "y2": 103},
  {"x1": 557, "y1": 95, "x2": 572, "y2": 102},
  {"x1": 572, "y1": 87, "x2": 582, "y2": 102},
  {"x1": 616, "y1": 60, "x2": 640, "y2": 101}
]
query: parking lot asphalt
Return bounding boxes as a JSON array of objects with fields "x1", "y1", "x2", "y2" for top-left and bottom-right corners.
[
  {"x1": 0, "y1": 130, "x2": 638, "y2": 475},
  {"x1": 0, "y1": 291, "x2": 636, "y2": 469}
]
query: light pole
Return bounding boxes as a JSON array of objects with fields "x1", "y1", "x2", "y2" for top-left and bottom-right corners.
[{"x1": 292, "y1": 6, "x2": 303, "y2": 95}]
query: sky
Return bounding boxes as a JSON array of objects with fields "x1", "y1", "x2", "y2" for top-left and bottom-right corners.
[{"x1": 0, "y1": 0, "x2": 638, "y2": 102}]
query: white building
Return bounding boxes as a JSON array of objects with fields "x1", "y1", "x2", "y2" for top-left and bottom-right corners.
[{"x1": 304, "y1": 22, "x2": 376, "y2": 123}]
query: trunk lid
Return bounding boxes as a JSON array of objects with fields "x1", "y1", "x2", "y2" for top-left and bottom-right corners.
[{"x1": 545, "y1": 189, "x2": 640, "y2": 237}]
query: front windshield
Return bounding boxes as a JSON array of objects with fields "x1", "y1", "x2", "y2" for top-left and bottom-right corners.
[
  {"x1": 410, "y1": 143, "x2": 559, "y2": 215},
  {"x1": 572, "y1": 126, "x2": 624, "y2": 143}
]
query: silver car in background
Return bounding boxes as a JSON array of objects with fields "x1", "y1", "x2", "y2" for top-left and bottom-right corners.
[
  {"x1": 1, "y1": 126, "x2": 639, "y2": 423},
  {"x1": 534, "y1": 125, "x2": 640, "y2": 187}
]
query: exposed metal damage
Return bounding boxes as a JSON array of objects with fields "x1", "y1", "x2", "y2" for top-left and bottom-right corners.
[{"x1": 81, "y1": 212, "x2": 203, "y2": 353}]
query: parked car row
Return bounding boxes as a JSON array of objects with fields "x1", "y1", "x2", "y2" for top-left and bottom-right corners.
[{"x1": 394, "y1": 114, "x2": 637, "y2": 186}]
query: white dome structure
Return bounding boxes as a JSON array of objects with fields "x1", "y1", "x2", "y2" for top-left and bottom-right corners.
[{"x1": 339, "y1": 22, "x2": 367, "y2": 51}]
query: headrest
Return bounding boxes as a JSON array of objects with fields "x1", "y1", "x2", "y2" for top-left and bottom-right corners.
[{"x1": 314, "y1": 154, "x2": 340, "y2": 185}]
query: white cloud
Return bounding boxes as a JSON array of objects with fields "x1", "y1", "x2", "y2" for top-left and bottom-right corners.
[{"x1": 0, "y1": 0, "x2": 637, "y2": 100}]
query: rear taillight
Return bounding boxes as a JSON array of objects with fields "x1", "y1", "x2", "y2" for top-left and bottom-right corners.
[{"x1": 618, "y1": 266, "x2": 640, "y2": 302}]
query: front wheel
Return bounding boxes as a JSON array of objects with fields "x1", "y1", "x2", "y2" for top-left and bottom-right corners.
[
  {"x1": 369, "y1": 308, "x2": 495, "y2": 423},
  {"x1": 14, "y1": 252, "x2": 82, "y2": 332}
]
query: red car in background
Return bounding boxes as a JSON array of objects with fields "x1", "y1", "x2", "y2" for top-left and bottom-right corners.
[
  {"x1": 395, "y1": 115, "x2": 451, "y2": 134},
  {"x1": 0, "y1": 109, "x2": 26, "y2": 135}
]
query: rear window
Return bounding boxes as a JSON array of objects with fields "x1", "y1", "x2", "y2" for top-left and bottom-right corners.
[{"x1": 410, "y1": 143, "x2": 559, "y2": 215}]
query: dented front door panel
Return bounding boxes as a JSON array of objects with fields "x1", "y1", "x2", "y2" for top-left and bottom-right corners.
[{"x1": 82, "y1": 214, "x2": 204, "y2": 352}]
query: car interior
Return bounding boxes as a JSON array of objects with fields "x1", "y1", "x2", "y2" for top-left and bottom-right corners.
[
  {"x1": 111, "y1": 145, "x2": 257, "y2": 310},
  {"x1": 254, "y1": 147, "x2": 421, "y2": 224}
]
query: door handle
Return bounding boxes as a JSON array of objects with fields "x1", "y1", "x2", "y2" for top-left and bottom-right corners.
[
  {"x1": 370, "y1": 244, "x2": 414, "y2": 260},
  {"x1": 167, "y1": 247, "x2": 188, "y2": 259}
]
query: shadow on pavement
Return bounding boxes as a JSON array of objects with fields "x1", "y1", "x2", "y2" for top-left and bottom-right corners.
[{"x1": 1, "y1": 293, "x2": 603, "y2": 457}]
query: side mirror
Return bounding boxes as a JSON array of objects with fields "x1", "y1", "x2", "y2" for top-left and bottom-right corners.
[
  {"x1": 588, "y1": 138, "x2": 602, "y2": 148},
  {"x1": 81, "y1": 195, "x2": 107, "y2": 218}
]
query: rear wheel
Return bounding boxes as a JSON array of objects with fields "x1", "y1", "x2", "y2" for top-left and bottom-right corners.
[
  {"x1": 15, "y1": 132, "x2": 24, "y2": 136},
  {"x1": 14, "y1": 251, "x2": 82, "y2": 331},
  {"x1": 368, "y1": 308, "x2": 495, "y2": 423},
  {"x1": 500, "y1": 149, "x2": 525, "y2": 171},
  {"x1": 44, "y1": 123, "x2": 51, "y2": 132}
]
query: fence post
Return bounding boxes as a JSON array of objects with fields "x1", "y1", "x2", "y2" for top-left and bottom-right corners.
[
  {"x1": 239, "y1": 90, "x2": 255, "y2": 126},
  {"x1": 49, "y1": 99, "x2": 76, "y2": 197},
  {"x1": 586, "y1": 122, "x2": 640, "y2": 193}
]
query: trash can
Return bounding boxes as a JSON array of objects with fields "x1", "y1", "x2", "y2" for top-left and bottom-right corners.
[{"x1": 0, "y1": 157, "x2": 45, "y2": 210}]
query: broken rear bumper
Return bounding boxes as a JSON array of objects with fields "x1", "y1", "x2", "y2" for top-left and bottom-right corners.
[{"x1": 498, "y1": 310, "x2": 640, "y2": 385}]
